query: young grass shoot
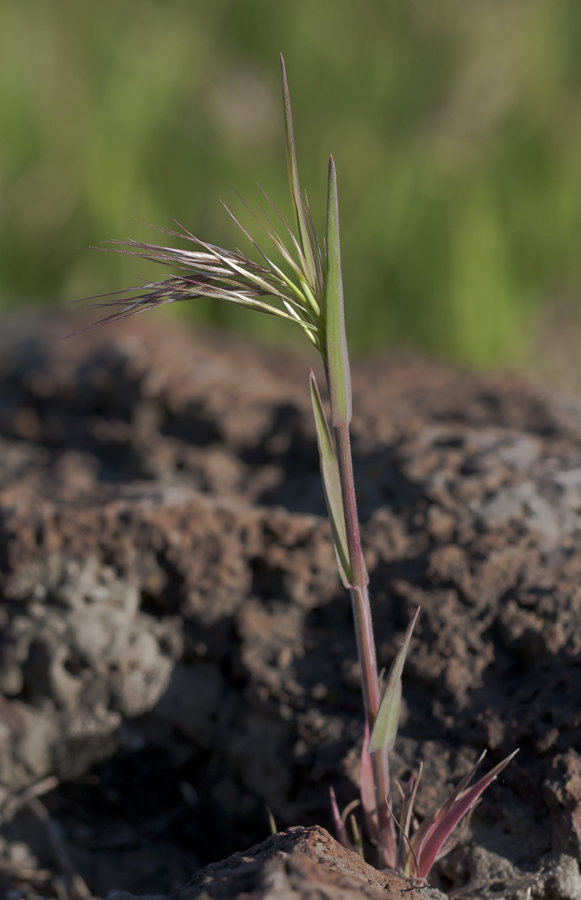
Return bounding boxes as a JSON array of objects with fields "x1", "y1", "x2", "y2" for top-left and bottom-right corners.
[{"x1": 83, "y1": 55, "x2": 516, "y2": 884}]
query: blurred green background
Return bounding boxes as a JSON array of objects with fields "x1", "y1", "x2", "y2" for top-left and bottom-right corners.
[{"x1": 2, "y1": 0, "x2": 581, "y2": 365}]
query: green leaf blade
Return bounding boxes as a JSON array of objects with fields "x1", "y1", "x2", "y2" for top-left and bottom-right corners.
[
  {"x1": 369, "y1": 607, "x2": 420, "y2": 754},
  {"x1": 309, "y1": 371, "x2": 351, "y2": 586},
  {"x1": 280, "y1": 54, "x2": 317, "y2": 288},
  {"x1": 325, "y1": 156, "x2": 352, "y2": 426}
]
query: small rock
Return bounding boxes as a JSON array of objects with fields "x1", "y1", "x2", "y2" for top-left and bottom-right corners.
[
  {"x1": 543, "y1": 854, "x2": 581, "y2": 900},
  {"x1": 544, "y1": 751, "x2": 581, "y2": 855}
]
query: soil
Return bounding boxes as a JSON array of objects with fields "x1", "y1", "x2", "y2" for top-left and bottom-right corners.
[
  {"x1": 167, "y1": 825, "x2": 435, "y2": 900},
  {"x1": 0, "y1": 312, "x2": 580, "y2": 899}
]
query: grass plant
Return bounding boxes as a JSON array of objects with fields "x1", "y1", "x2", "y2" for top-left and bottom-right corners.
[{"x1": 84, "y1": 55, "x2": 516, "y2": 884}]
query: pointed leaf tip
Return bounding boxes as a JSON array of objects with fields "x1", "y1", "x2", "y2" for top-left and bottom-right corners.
[
  {"x1": 369, "y1": 607, "x2": 420, "y2": 754},
  {"x1": 329, "y1": 787, "x2": 351, "y2": 850},
  {"x1": 325, "y1": 158, "x2": 352, "y2": 426},
  {"x1": 280, "y1": 57, "x2": 316, "y2": 287},
  {"x1": 415, "y1": 749, "x2": 518, "y2": 880}
]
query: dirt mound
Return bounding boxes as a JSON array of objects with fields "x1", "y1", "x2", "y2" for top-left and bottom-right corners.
[
  {"x1": 0, "y1": 314, "x2": 580, "y2": 898},
  {"x1": 170, "y1": 825, "x2": 433, "y2": 900}
]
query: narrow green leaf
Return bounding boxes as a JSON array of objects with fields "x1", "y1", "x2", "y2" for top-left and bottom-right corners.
[
  {"x1": 309, "y1": 371, "x2": 351, "y2": 586},
  {"x1": 280, "y1": 54, "x2": 316, "y2": 287},
  {"x1": 325, "y1": 157, "x2": 352, "y2": 426},
  {"x1": 369, "y1": 607, "x2": 420, "y2": 754},
  {"x1": 350, "y1": 813, "x2": 365, "y2": 860},
  {"x1": 266, "y1": 806, "x2": 278, "y2": 836}
]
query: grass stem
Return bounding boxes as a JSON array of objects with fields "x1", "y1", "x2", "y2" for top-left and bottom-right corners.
[
  {"x1": 333, "y1": 422, "x2": 378, "y2": 721},
  {"x1": 333, "y1": 420, "x2": 397, "y2": 868}
]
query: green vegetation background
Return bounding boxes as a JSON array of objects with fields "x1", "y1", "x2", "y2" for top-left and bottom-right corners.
[{"x1": 2, "y1": 0, "x2": 581, "y2": 365}]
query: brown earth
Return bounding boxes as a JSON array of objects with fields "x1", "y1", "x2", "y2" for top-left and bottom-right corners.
[
  {"x1": 170, "y1": 825, "x2": 430, "y2": 900},
  {"x1": 0, "y1": 313, "x2": 580, "y2": 898}
]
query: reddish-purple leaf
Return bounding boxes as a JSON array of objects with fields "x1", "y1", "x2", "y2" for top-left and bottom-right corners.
[
  {"x1": 416, "y1": 750, "x2": 518, "y2": 880},
  {"x1": 397, "y1": 764, "x2": 422, "y2": 874},
  {"x1": 410, "y1": 749, "x2": 486, "y2": 860},
  {"x1": 360, "y1": 723, "x2": 378, "y2": 843},
  {"x1": 329, "y1": 786, "x2": 352, "y2": 851}
]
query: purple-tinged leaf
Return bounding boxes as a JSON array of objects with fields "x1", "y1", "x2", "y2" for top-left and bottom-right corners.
[
  {"x1": 410, "y1": 749, "x2": 487, "y2": 863},
  {"x1": 325, "y1": 157, "x2": 352, "y2": 426},
  {"x1": 369, "y1": 607, "x2": 420, "y2": 754},
  {"x1": 309, "y1": 372, "x2": 350, "y2": 586},
  {"x1": 360, "y1": 722, "x2": 378, "y2": 843},
  {"x1": 397, "y1": 764, "x2": 422, "y2": 874},
  {"x1": 415, "y1": 750, "x2": 518, "y2": 881},
  {"x1": 434, "y1": 802, "x2": 477, "y2": 863},
  {"x1": 329, "y1": 787, "x2": 352, "y2": 851}
]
